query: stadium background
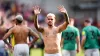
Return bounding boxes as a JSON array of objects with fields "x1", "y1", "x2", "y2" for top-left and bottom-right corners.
[{"x1": 0, "y1": 0, "x2": 100, "y2": 56}]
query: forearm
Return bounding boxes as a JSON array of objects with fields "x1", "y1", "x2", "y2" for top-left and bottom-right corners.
[
  {"x1": 77, "y1": 41, "x2": 80, "y2": 49},
  {"x1": 33, "y1": 15, "x2": 44, "y2": 32},
  {"x1": 31, "y1": 37, "x2": 39, "y2": 44},
  {"x1": 81, "y1": 39, "x2": 85, "y2": 49},
  {"x1": 3, "y1": 39, "x2": 11, "y2": 46},
  {"x1": 63, "y1": 12, "x2": 69, "y2": 24},
  {"x1": 34, "y1": 15, "x2": 39, "y2": 29}
]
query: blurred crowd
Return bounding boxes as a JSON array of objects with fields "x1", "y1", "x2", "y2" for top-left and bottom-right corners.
[
  {"x1": 0, "y1": 0, "x2": 68, "y2": 49},
  {"x1": 0, "y1": 0, "x2": 100, "y2": 47},
  {"x1": 0, "y1": 0, "x2": 100, "y2": 56},
  {"x1": 0, "y1": 1, "x2": 46, "y2": 55}
]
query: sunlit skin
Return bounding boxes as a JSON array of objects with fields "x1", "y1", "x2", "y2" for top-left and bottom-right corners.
[
  {"x1": 3, "y1": 17, "x2": 39, "y2": 48},
  {"x1": 33, "y1": 5, "x2": 69, "y2": 54},
  {"x1": 0, "y1": 18, "x2": 7, "y2": 40},
  {"x1": 43, "y1": 14, "x2": 61, "y2": 53}
]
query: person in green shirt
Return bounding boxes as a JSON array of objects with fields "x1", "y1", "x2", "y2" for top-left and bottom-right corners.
[
  {"x1": 61, "y1": 18, "x2": 80, "y2": 56},
  {"x1": 81, "y1": 19, "x2": 100, "y2": 56}
]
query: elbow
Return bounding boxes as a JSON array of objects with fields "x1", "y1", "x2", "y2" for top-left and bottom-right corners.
[
  {"x1": 68, "y1": 22, "x2": 69, "y2": 24},
  {"x1": 65, "y1": 22, "x2": 69, "y2": 26},
  {"x1": 35, "y1": 26, "x2": 39, "y2": 31},
  {"x1": 2, "y1": 37, "x2": 5, "y2": 41},
  {"x1": 36, "y1": 36, "x2": 39, "y2": 40},
  {"x1": 67, "y1": 21, "x2": 69, "y2": 25},
  {"x1": 64, "y1": 23, "x2": 68, "y2": 29},
  {"x1": 3, "y1": 38, "x2": 6, "y2": 43},
  {"x1": 34, "y1": 25, "x2": 38, "y2": 29},
  {"x1": 37, "y1": 37, "x2": 39, "y2": 40}
]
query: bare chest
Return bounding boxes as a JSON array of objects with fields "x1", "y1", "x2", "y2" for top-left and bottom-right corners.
[{"x1": 44, "y1": 29, "x2": 57, "y2": 37}]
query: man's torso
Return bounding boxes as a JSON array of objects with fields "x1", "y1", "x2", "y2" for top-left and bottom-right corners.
[
  {"x1": 42, "y1": 27, "x2": 61, "y2": 54},
  {"x1": 82, "y1": 26, "x2": 99, "y2": 49},
  {"x1": 12, "y1": 25, "x2": 29, "y2": 44},
  {"x1": 62, "y1": 26, "x2": 78, "y2": 50}
]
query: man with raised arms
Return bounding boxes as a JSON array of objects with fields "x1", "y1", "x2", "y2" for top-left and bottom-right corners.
[{"x1": 33, "y1": 5, "x2": 69, "y2": 56}]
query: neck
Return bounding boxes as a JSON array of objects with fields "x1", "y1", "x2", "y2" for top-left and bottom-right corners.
[
  {"x1": 12, "y1": 24, "x2": 16, "y2": 27},
  {"x1": 48, "y1": 25, "x2": 53, "y2": 28},
  {"x1": 69, "y1": 24, "x2": 74, "y2": 26},
  {"x1": 86, "y1": 24, "x2": 91, "y2": 26},
  {"x1": 17, "y1": 24, "x2": 22, "y2": 26}
]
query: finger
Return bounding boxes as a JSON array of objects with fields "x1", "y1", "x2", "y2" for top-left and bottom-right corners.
[
  {"x1": 58, "y1": 5, "x2": 62, "y2": 9},
  {"x1": 33, "y1": 7, "x2": 35, "y2": 10},
  {"x1": 57, "y1": 5, "x2": 61, "y2": 10},
  {"x1": 33, "y1": 7, "x2": 36, "y2": 10},
  {"x1": 61, "y1": 5, "x2": 64, "y2": 8},
  {"x1": 58, "y1": 5, "x2": 64, "y2": 9},
  {"x1": 36, "y1": 5, "x2": 39, "y2": 10},
  {"x1": 35, "y1": 5, "x2": 38, "y2": 9},
  {"x1": 39, "y1": 9, "x2": 41, "y2": 12}
]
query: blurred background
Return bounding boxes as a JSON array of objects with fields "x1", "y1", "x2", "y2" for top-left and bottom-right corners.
[{"x1": 0, "y1": 0, "x2": 100, "y2": 56}]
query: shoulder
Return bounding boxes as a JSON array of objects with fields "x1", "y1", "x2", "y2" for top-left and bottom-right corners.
[
  {"x1": 27, "y1": 27, "x2": 33, "y2": 31},
  {"x1": 74, "y1": 27, "x2": 79, "y2": 32},
  {"x1": 74, "y1": 26, "x2": 78, "y2": 30},
  {"x1": 82, "y1": 26, "x2": 87, "y2": 31},
  {"x1": 92, "y1": 26, "x2": 98, "y2": 29},
  {"x1": 6, "y1": 26, "x2": 15, "y2": 33},
  {"x1": 0, "y1": 26, "x2": 8, "y2": 32},
  {"x1": 42, "y1": 27, "x2": 47, "y2": 31}
]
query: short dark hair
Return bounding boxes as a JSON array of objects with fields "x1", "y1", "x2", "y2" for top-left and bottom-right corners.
[
  {"x1": 84, "y1": 19, "x2": 92, "y2": 23},
  {"x1": 16, "y1": 19, "x2": 23, "y2": 24},
  {"x1": 15, "y1": 15, "x2": 23, "y2": 24}
]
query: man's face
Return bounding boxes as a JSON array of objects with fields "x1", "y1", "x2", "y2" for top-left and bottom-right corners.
[
  {"x1": 84, "y1": 22, "x2": 87, "y2": 26},
  {"x1": 46, "y1": 16, "x2": 55, "y2": 26}
]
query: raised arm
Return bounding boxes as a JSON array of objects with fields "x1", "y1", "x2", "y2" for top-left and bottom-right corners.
[
  {"x1": 28, "y1": 28, "x2": 39, "y2": 46},
  {"x1": 33, "y1": 6, "x2": 44, "y2": 32},
  {"x1": 58, "y1": 5, "x2": 69, "y2": 32}
]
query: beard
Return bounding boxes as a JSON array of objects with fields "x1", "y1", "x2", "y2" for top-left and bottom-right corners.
[
  {"x1": 48, "y1": 24, "x2": 52, "y2": 26},
  {"x1": 48, "y1": 23, "x2": 53, "y2": 27}
]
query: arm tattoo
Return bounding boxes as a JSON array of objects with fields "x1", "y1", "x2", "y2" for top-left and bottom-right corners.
[{"x1": 63, "y1": 13, "x2": 69, "y2": 24}]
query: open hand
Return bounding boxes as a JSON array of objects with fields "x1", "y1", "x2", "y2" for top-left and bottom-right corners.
[
  {"x1": 33, "y1": 6, "x2": 41, "y2": 15},
  {"x1": 58, "y1": 5, "x2": 67, "y2": 13}
]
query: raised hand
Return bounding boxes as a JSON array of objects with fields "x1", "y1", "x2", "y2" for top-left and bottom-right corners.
[
  {"x1": 58, "y1": 5, "x2": 67, "y2": 13},
  {"x1": 33, "y1": 6, "x2": 41, "y2": 15}
]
